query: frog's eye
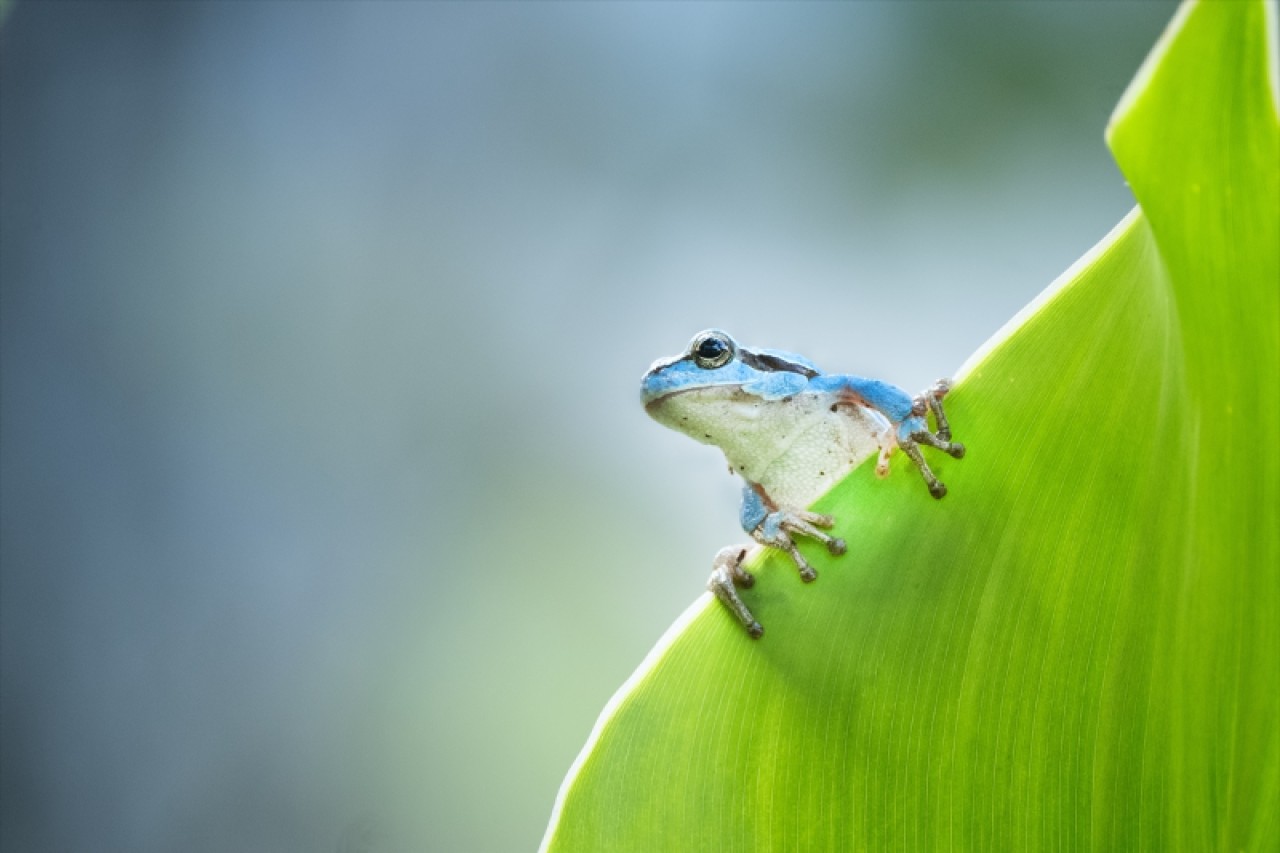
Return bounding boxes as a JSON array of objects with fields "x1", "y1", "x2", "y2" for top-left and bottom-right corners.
[{"x1": 692, "y1": 332, "x2": 735, "y2": 369}]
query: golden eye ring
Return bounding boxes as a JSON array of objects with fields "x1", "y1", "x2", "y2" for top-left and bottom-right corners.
[{"x1": 691, "y1": 331, "x2": 734, "y2": 369}]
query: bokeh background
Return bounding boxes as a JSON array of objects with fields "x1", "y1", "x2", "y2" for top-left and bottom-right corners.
[{"x1": 1, "y1": 2, "x2": 1175, "y2": 851}]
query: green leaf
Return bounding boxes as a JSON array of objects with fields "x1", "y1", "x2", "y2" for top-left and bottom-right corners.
[{"x1": 542, "y1": 2, "x2": 1279, "y2": 850}]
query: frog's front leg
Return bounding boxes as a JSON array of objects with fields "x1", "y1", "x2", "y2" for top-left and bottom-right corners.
[{"x1": 740, "y1": 482, "x2": 846, "y2": 583}]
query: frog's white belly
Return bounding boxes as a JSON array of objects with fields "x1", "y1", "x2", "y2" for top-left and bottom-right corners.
[{"x1": 662, "y1": 387, "x2": 886, "y2": 509}]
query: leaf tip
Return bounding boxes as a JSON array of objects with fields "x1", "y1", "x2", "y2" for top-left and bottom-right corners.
[{"x1": 1105, "y1": 0, "x2": 1199, "y2": 147}]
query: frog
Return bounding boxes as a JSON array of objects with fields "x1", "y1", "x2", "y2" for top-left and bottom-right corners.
[{"x1": 640, "y1": 329, "x2": 964, "y2": 638}]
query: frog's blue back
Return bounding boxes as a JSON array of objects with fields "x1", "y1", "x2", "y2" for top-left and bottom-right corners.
[{"x1": 809, "y1": 374, "x2": 915, "y2": 422}]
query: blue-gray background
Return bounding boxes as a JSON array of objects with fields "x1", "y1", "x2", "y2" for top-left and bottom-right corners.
[{"x1": 1, "y1": 2, "x2": 1172, "y2": 850}]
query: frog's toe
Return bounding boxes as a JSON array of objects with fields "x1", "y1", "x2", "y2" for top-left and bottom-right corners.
[
  {"x1": 794, "y1": 509, "x2": 835, "y2": 528},
  {"x1": 929, "y1": 482, "x2": 948, "y2": 499},
  {"x1": 747, "y1": 622, "x2": 764, "y2": 639},
  {"x1": 800, "y1": 567, "x2": 817, "y2": 583},
  {"x1": 781, "y1": 512, "x2": 844, "y2": 554},
  {"x1": 948, "y1": 442, "x2": 966, "y2": 459}
]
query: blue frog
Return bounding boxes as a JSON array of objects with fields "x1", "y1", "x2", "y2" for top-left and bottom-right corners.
[{"x1": 641, "y1": 329, "x2": 964, "y2": 637}]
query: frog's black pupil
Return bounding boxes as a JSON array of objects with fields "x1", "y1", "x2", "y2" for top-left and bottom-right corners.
[{"x1": 698, "y1": 338, "x2": 726, "y2": 360}]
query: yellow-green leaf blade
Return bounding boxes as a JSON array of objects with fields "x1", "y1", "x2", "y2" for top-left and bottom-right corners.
[
  {"x1": 1108, "y1": 3, "x2": 1280, "y2": 848},
  {"x1": 543, "y1": 2, "x2": 1279, "y2": 850}
]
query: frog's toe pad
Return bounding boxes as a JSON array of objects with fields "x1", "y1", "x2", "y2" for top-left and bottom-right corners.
[
  {"x1": 828, "y1": 538, "x2": 847, "y2": 556},
  {"x1": 929, "y1": 483, "x2": 948, "y2": 499},
  {"x1": 800, "y1": 567, "x2": 818, "y2": 583},
  {"x1": 747, "y1": 622, "x2": 764, "y2": 639},
  {"x1": 949, "y1": 443, "x2": 966, "y2": 459}
]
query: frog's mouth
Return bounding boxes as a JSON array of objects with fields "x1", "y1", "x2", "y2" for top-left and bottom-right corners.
[
  {"x1": 642, "y1": 387, "x2": 684, "y2": 414},
  {"x1": 643, "y1": 382, "x2": 741, "y2": 417},
  {"x1": 639, "y1": 357, "x2": 693, "y2": 410}
]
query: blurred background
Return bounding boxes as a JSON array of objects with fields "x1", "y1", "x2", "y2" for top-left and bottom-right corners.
[{"x1": 1, "y1": 2, "x2": 1173, "y2": 851}]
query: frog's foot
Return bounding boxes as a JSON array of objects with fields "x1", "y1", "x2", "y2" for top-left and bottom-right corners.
[
  {"x1": 914, "y1": 428, "x2": 966, "y2": 459},
  {"x1": 751, "y1": 508, "x2": 846, "y2": 583},
  {"x1": 899, "y1": 430, "x2": 965, "y2": 498},
  {"x1": 708, "y1": 545, "x2": 764, "y2": 638},
  {"x1": 900, "y1": 434, "x2": 946, "y2": 498}
]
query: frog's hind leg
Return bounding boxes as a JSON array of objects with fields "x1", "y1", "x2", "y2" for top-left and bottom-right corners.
[{"x1": 708, "y1": 546, "x2": 765, "y2": 638}]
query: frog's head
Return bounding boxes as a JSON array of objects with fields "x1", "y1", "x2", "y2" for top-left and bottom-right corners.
[
  {"x1": 641, "y1": 329, "x2": 745, "y2": 410},
  {"x1": 641, "y1": 330, "x2": 819, "y2": 442}
]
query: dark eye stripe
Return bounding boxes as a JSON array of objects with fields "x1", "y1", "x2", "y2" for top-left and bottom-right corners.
[{"x1": 738, "y1": 349, "x2": 819, "y2": 378}]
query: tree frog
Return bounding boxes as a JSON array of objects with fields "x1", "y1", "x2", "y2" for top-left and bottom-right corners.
[{"x1": 641, "y1": 329, "x2": 964, "y2": 638}]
